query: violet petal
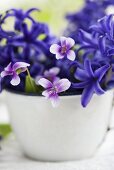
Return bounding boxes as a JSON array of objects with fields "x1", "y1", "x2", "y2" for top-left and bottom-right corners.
[
  {"x1": 38, "y1": 78, "x2": 52, "y2": 88},
  {"x1": 1, "y1": 71, "x2": 13, "y2": 78},
  {"x1": 50, "y1": 44, "x2": 60, "y2": 54},
  {"x1": 13, "y1": 62, "x2": 30, "y2": 71},
  {"x1": 56, "y1": 53, "x2": 64, "y2": 60},
  {"x1": 42, "y1": 89, "x2": 51, "y2": 98},
  {"x1": 54, "y1": 78, "x2": 71, "y2": 93},
  {"x1": 67, "y1": 50, "x2": 75, "y2": 61},
  {"x1": 10, "y1": 73, "x2": 20, "y2": 86},
  {"x1": 49, "y1": 67, "x2": 60, "y2": 75},
  {"x1": 50, "y1": 93, "x2": 59, "y2": 108},
  {"x1": 66, "y1": 37, "x2": 75, "y2": 49},
  {"x1": 4, "y1": 63, "x2": 12, "y2": 72},
  {"x1": 60, "y1": 36, "x2": 67, "y2": 46}
]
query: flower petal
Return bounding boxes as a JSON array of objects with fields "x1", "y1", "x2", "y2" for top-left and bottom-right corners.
[
  {"x1": 72, "y1": 81, "x2": 89, "y2": 88},
  {"x1": 60, "y1": 37, "x2": 75, "y2": 48},
  {"x1": 98, "y1": 36, "x2": 106, "y2": 55},
  {"x1": 38, "y1": 78, "x2": 52, "y2": 89},
  {"x1": 49, "y1": 67, "x2": 60, "y2": 75},
  {"x1": 50, "y1": 44, "x2": 60, "y2": 54},
  {"x1": 67, "y1": 50, "x2": 76, "y2": 61},
  {"x1": 42, "y1": 89, "x2": 51, "y2": 98},
  {"x1": 94, "y1": 64, "x2": 110, "y2": 81},
  {"x1": 60, "y1": 36, "x2": 67, "y2": 46},
  {"x1": 1, "y1": 71, "x2": 13, "y2": 78},
  {"x1": 94, "y1": 81, "x2": 105, "y2": 95},
  {"x1": 43, "y1": 90, "x2": 60, "y2": 107},
  {"x1": 10, "y1": 73, "x2": 20, "y2": 86},
  {"x1": 108, "y1": 49, "x2": 114, "y2": 56},
  {"x1": 56, "y1": 53, "x2": 64, "y2": 60},
  {"x1": 13, "y1": 62, "x2": 30, "y2": 71},
  {"x1": 5, "y1": 63, "x2": 12, "y2": 72},
  {"x1": 26, "y1": 8, "x2": 40, "y2": 15},
  {"x1": 75, "y1": 68, "x2": 88, "y2": 81},
  {"x1": 22, "y1": 24, "x2": 29, "y2": 37},
  {"x1": 84, "y1": 59, "x2": 94, "y2": 77},
  {"x1": 66, "y1": 37, "x2": 75, "y2": 49},
  {"x1": 81, "y1": 85, "x2": 94, "y2": 107},
  {"x1": 50, "y1": 93, "x2": 60, "y2": 108},
  {"x1": 54, "y1": 78, "x2": 71, "y2": 93}
]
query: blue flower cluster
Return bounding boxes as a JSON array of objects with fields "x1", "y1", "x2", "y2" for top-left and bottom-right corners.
[
  {"x1": 0, "y1": 8, "x2": 56, "y2": 91},
  {"x1": 72, "y1": 14, "x2": 114, "y2": 106},
  {"x1": 1, "y1": 2, "x2": 114, "y2": 107},
  {"x1": 65, "y1": 0, "x2": 114, "y2": 42}
]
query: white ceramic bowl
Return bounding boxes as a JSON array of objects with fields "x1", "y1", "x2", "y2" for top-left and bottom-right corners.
[{"x1": 5, "y1": 90, "x2": 114, "y2": 161}]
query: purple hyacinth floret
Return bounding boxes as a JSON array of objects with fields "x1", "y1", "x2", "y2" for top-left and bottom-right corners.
[
  {"x1": 1, "y1": 62, "x2": 30, "y2": 86},
  {"x1": 6, "y1": 8, "x2": 39, "y2": 31},
  {"x1": 72, "y1": 60, "x2": 110, "y2": 107},
  {"x1": 65, "y1": 0, "x2": 114, "y2": 42},
  {"x1": 50, "y1": 37, "x2": 76, "y2": 61},
  {"x1": 38, "y1": 78, "x2": 71, "y2": 107}
]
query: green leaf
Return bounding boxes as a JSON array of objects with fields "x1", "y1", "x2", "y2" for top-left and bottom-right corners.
[{"x1": 25, "y1": 75, "x2": 38, "y2": 93}]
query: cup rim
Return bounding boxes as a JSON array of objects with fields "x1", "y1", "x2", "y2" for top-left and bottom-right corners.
[
  {"x1": 5, "y1": 88, "x2": 82, "y2": 97},
  {"x1": 5, "y1": 88, "x2": 112, "y2": 99}
]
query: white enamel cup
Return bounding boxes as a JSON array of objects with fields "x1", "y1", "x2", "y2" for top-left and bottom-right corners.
[{"x1": 5, "y1": 90, "x2": 114, "y2": 161}]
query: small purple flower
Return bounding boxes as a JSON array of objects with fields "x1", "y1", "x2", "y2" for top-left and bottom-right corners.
[
  {"x1": 1, "y1": 62, "x2": 30, "y2": 86},
  {"x1": 35, "y1": 67, "x2": 60, "y2": 84},
  {"x1": 44, "y1": 67, "x2": 60, "y2": 82},
  {"x1": 50, "y1": 37, "x2": 76, "y2": 61},
  {"x1": 38, "y1": 78, "x2": 71, "y2": 107}
]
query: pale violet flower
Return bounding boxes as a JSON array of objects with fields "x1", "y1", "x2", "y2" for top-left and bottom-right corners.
[
  {"x1": 50, "y1": 36, "x2": 76, "y2": 61},
  {"x1": 38, "y1": 78, "x2": 71, "y2": 107},
  {"x1": 35, "y1": 67, "x2": 60, "y2": 85},
  {"x1": 1, "y1": 62, "x2": 30, "y2": 86},
  {"x1": 44, "y1": 67, "x2": 60, "y2": 82}
]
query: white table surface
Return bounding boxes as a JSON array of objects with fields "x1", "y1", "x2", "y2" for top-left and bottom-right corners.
[{"x1": 0, "y1": 130, "x2": 114, "y2": 170}]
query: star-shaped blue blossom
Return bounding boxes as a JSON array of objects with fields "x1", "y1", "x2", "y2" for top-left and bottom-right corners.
[{"x1": 72, "y1": 60, "x2": 110, "y2": 107}]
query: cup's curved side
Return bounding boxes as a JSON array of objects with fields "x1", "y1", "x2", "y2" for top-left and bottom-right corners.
[{"x1": 5, "y1": 90, "x2": 114, "y2": 161}]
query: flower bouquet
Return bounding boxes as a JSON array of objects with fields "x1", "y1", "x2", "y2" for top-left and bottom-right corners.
[{"x1": 1, "y1": 0, "x2": 114, "y2": 161}]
